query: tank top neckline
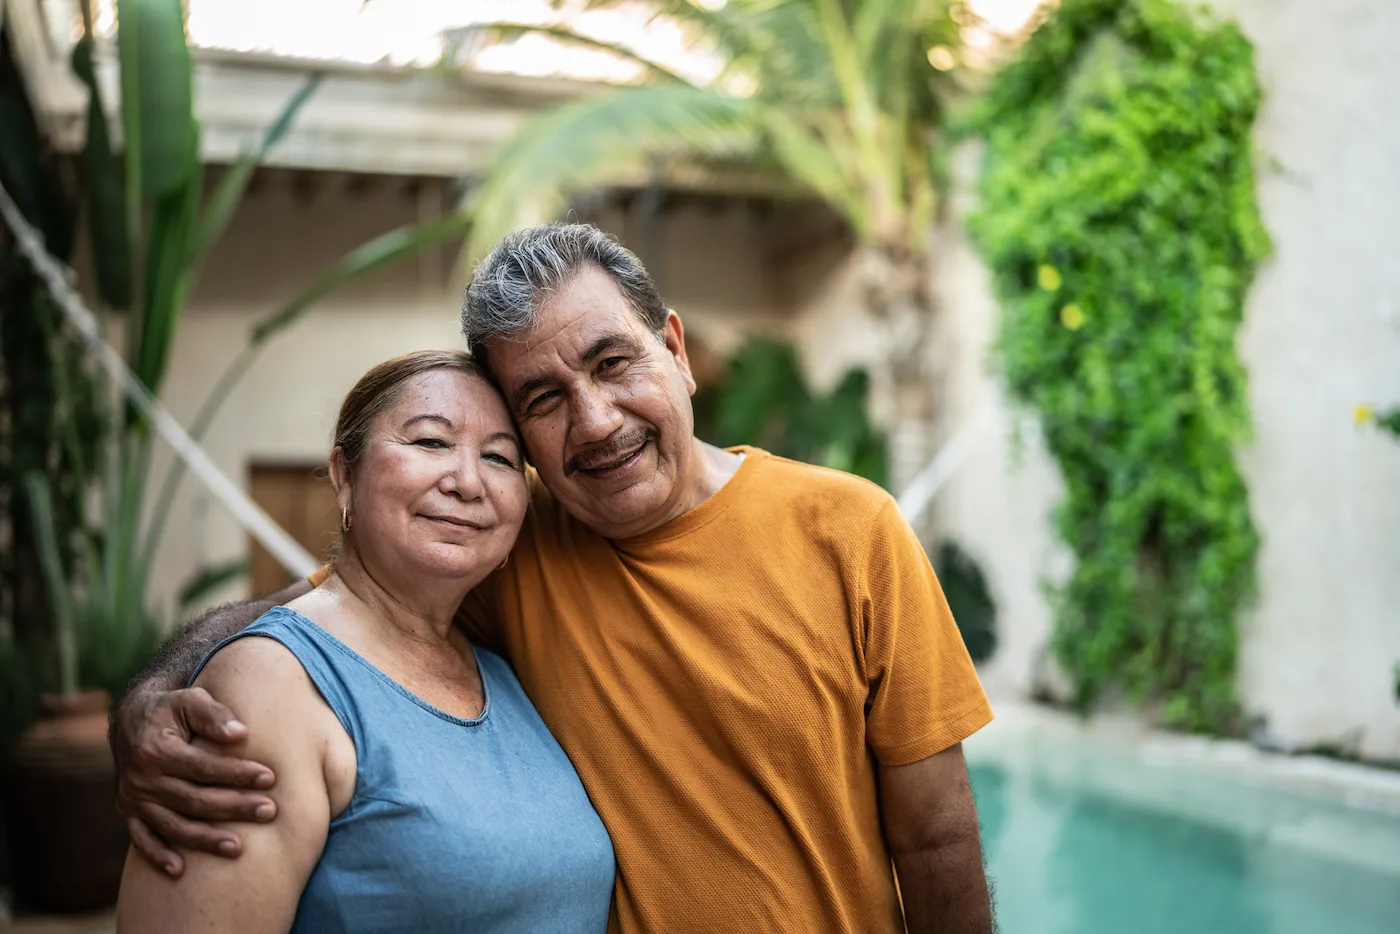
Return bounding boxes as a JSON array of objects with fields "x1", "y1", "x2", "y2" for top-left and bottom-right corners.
[{"x1": 264, "y1": 605, "x2": 493, "y2": 727}]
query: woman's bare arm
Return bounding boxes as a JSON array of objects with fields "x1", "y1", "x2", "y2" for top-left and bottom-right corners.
[
  {"x1": 116, "y1": 634, "x2": 347, "y2": 933},
  {"x1": 111, "y1": 580, "x2": 312, "y2": 874}
]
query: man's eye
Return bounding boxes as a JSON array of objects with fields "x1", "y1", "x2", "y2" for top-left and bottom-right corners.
[
  {"x1": 599, "y1": 356, "x2": 627, "y2": 371},
  {"x1": 526, "y1": 390, "x2": 563, "y2": 414}
]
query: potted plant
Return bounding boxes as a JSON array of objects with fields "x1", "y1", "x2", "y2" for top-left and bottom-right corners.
[{"x1": 0, "y1": 478, "x2": 162, "y2": 913}]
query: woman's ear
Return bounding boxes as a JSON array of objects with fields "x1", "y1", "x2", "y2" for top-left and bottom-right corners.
[{"x1": 329, "y1": 447, "x2": 351, "y2": 509}]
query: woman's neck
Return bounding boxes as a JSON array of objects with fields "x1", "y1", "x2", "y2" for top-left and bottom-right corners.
[{"x1": 319, "y1": 550, "x2": 470, "y2": 647}]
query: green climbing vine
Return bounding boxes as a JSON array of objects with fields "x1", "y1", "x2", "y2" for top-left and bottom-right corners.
[{"x1": 965, "y1": 0, "x2": 1269, "y2": 732}]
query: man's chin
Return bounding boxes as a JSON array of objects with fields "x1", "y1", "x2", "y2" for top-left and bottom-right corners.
[{"x1": 567, "y1": 481, "x2": 674, "y2": 539}]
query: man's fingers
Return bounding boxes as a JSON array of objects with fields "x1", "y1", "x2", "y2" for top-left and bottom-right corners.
[
  {"x1": 138, "y1": 801, "x2": 244, "y2": 858},
  {"x1": 154, "y1": 776, "x2": 278, "y2": 823},
  {"x1": 126, "y1": 816, "x2": 184, "y2": 877},
  {"x1": 176, "y1": 687, "x2": 250, "y2": 744},
  {"x1": 159, "y1": 735, "x2": 276, "y2": 790}
]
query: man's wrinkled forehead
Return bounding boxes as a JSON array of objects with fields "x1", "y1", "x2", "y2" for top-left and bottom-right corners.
[{"x1": 483, "y1": 291, "x2": 649, "y2": 380}]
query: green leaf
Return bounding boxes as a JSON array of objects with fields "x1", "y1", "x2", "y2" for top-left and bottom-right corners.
[
  {"x1": 0, "y1": 62, "x2": 74, "y2": 259},
  {"x1": 185, "y1": 74, "x2": 324, "y2": 276},
  {"x1": 758, "y1": 106, "x2": 865, "y2": 234},
  {"x1": 252, "y1": 212, "x2": 473, "y2": 346},
  {"x1": 22, "y1": 473, "x2": 78, "y2": 695},
  {"x1": 132, "y1": 130, "x2": 202, "y2": 399},
  {"x1": 72, "y1": 37, "x2": 133, "y2": 309},
  {"x1": 118, "y1": 0, "x2": 195, "y2": 198}
]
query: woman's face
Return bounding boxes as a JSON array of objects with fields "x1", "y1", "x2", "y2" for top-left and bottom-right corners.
[{"x1": 334, "y1": 369, "x2": 527, "y2": 588}]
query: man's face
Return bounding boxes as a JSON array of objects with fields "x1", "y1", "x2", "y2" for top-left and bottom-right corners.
[{"x1": 485, "y1": 265, "x2": 699, "y2": 539}]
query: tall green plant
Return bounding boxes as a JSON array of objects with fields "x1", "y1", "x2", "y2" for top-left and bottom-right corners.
[
  {"x1": 0, "y1": 30, "x2": 109, "y2": 681},
  {"x1": 460, "y1": 0, "x2": 961, "y2": 490},
  {"x1": 965, "y1": 0, "x2": 1268, "y2": 732}
]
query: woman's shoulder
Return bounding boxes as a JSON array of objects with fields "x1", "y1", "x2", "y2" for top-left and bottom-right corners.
[{"x1": 195, "y1": 631, "x2": 315, "y2": 706}]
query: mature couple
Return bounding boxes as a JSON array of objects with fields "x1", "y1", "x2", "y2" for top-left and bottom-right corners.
[{"x1": 112, "y1": 223, "x2": 995, "y2": 933}]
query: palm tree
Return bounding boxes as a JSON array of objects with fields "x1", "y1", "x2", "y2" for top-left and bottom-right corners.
[{"x1": 465, "y1": 0, "x2": 964, "y2": 494}]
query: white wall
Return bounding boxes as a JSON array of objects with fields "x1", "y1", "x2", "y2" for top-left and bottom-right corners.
[{"x1": 1217, "y1": 0, "x2": 1400, "y2": 759}]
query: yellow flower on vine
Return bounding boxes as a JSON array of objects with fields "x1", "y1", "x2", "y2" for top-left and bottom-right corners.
[
  {"x1": 1353, "y1": 403, "x2": 1374, "y2": 425},
  {"x1": 1060, "y1": 303, "x2": 1086, "y2": 331},
  {"x1": 1038, "y1": 265, "x2": 1062, "y2": 291}
]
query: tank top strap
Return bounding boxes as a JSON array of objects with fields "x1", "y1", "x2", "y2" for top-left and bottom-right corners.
[{"x1": 189, "y1": 606, "x2": 362, "y2": 747}]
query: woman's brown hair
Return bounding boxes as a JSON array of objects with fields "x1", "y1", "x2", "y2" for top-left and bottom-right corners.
[{"x1": 333, "y1": 349, "x2": 491, "y2": 470}]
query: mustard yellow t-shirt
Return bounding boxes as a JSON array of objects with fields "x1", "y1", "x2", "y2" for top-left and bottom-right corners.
[{"x1": 443, "y1": 447, "x2": 992, "y2": 933}]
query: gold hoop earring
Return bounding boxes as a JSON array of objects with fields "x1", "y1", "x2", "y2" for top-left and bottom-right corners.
[
  {"x1": 497, "y1": 554, "x2": 508, "y2": 570},
  {"x1": 340, "y1": 505, "x2": 352, "y2": 533}
]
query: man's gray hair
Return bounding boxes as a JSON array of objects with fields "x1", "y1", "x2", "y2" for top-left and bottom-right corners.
[{"x1": 461, "y1": 223, "x2": 669, "y2": 362}]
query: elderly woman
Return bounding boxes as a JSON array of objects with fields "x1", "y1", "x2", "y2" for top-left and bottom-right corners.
[{"x1": 116, "y1": 350, "x2": 615, "y2": 933}]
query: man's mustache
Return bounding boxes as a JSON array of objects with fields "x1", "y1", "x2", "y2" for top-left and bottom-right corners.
[{"x1": 566, "y1": 427, "x2": 656, "y2": 476}]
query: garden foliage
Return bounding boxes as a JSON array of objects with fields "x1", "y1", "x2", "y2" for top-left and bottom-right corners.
[{"x1": 965, "y1": 0, "x2": 1269, "y2": 731}]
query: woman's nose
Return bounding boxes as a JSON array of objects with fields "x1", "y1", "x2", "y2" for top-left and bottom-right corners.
[{"x1": 440, "y1": 454, "x2": 485, "y2": 499}]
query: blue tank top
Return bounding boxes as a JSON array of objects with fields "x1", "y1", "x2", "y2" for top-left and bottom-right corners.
[{"x1": 192, "y1": 606, "x2": 615, "y2": 933}]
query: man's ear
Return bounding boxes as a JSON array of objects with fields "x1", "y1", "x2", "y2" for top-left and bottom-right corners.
[{"x1": 662, "y1": 310, "x2": 697, "y2": 396}]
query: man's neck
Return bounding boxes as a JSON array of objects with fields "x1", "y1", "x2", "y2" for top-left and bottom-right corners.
[
  {"x1": 620, "y1": 438, "x2": 745, "y2": 539},
  {"x1": 693, "y1": 439, "x2": 746, "y2": 502}
]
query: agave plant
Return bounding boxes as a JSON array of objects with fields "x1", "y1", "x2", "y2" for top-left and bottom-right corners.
[
  {"x1": 0, "y1": 0, "x2": 469, "y2": 727},
  {"x1": 464, "y1": 0, "x2": 965, "y2": 489}
]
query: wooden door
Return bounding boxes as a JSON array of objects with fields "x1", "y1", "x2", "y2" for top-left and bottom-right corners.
[{"x1": 247, "y1": 463, "x2": 340, "y2": 595}]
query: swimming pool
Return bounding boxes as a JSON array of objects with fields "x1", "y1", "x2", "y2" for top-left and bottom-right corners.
[{"x1": 966, "y1": 708, "x2": 1400, "y2": 934}]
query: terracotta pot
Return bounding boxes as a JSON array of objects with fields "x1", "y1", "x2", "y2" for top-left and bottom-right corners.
[{"x1": 2, "y1": 690, "x2": 128, "y2": 913}]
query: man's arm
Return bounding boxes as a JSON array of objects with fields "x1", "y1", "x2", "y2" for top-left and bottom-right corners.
[
  {"x1": 880, "y1": 743, "x2": 994, "y2": 934},
  {"x1": 111, "y1": 580, "x2": 311, "y2": 876}
]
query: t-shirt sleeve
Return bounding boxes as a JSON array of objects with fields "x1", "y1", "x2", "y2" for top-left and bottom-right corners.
[{"x1": 861, "y1": 498, "x2": 993, "y2": 766}]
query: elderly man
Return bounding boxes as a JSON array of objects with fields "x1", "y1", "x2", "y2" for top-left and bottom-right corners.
[{"x1": 112, "y1": 223, "x2": 995, "y2": 933}]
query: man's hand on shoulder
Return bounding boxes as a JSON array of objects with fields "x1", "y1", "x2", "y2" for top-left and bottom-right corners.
[
  {"x1": 110, "y1": 579, "x2": 310, "y2": 876},
  {"x1": 114, "y1": 685, "x2": 280, "y2": 876}
]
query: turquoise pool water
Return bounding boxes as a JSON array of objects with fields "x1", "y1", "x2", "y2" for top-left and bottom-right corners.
[{"x1": 968, "y1": 751, "x2": 1400, "y2": 934}]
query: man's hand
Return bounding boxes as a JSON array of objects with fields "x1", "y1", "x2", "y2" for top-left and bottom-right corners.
[
  {"x1": 114, "y1": 686, "x2": 280, "y2": 877},
  {"x1": 108, "y1": 582, "x2": 311, "y2": 876},
  {"x1": 880, "y1": 742, "x2": 994, "y2": 934}
]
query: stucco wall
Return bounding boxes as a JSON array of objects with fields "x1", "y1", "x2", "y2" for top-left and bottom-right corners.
[{"x1": 1217, "y1": 0, "x2": 1400, "y2": 759}]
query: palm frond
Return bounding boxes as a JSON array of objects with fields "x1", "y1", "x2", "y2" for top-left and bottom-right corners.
[
  {"x1": 575, "y1": 0, "x2": 773, "y2": 62},
  {"x1": 464, "y1": 84, "x2": 761, "y2": 261},
  {"x1": 758, "y1": 107, "x2": 867, "y2": 235},
  {"x1": 473, "y1": 23, "x2": 696, "y2": 86}
]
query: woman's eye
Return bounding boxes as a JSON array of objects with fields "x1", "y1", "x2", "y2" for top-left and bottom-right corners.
[
  {"x1": 484, "y1": 452, "x2": 517, "y2": 468},
  {"x1": 414, "y1": 437, "x2": 447, "y2": 449}
]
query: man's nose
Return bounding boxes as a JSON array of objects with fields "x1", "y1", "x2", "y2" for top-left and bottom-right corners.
[{"x1": 570, "y1": 384, "x2": 624, "y2": 443}]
